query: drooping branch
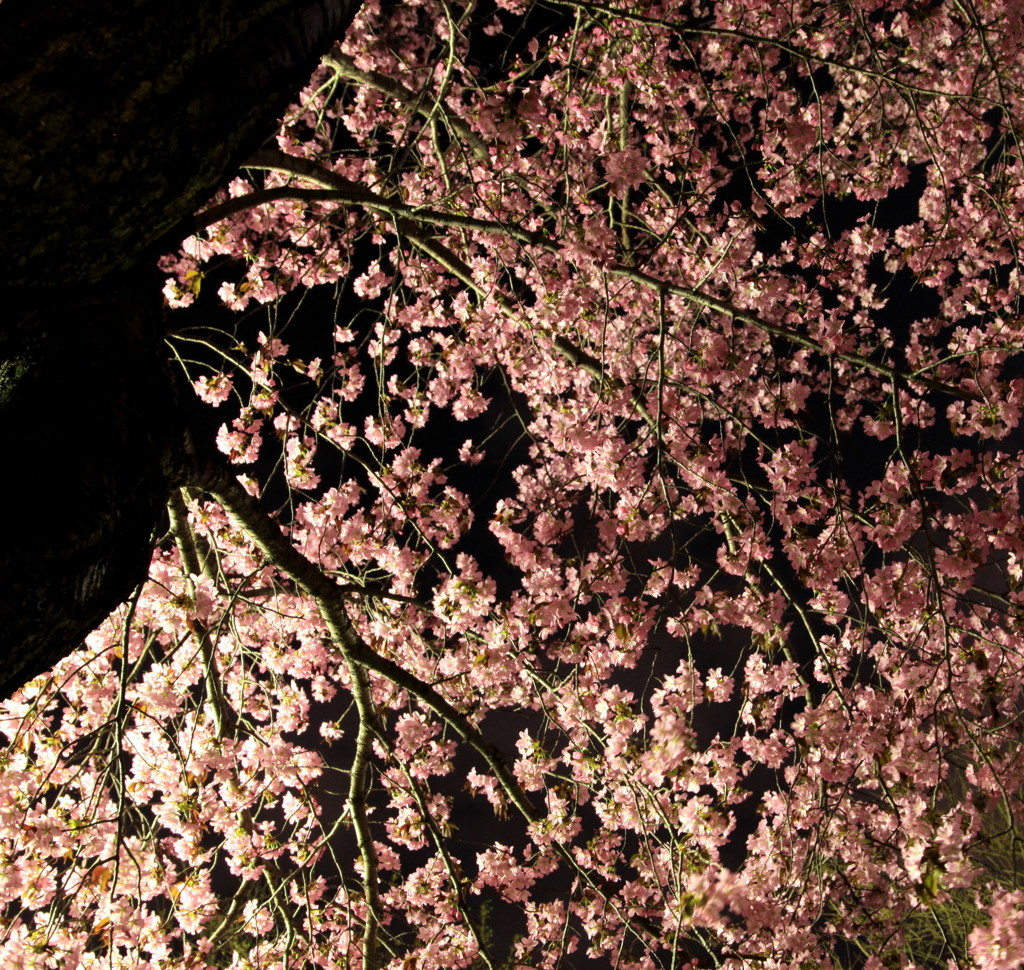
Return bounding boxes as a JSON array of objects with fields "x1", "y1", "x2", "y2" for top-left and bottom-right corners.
[
  {"x1": 183, "y1": 458, "x2": 544, "y2": 828},
  {"x1": 338, "y1": 650, "x2": 383, "y2": 970},
  {"x1": 321, "y1": 51, "x2": 491, "y2": 163},
  {"x1": 167, "y1": 490, "x2": 234, "y2": 739},
  {"x1": 603, "y1": 264, "x2": 983, "y2": 402},
  {"x1": 185, "y1": 457, "x2": 723, "y2": 965},
  {"x1": 376, "y1": 728, "x2": 499, "y2": 970},
  {"x1": 544, "y1": 0, "x2": 997, "y2": 104}
]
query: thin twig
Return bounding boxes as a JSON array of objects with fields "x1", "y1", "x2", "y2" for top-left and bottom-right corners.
[{"x1": 322, "y1": 52, "x2": 490, "y2": 163}]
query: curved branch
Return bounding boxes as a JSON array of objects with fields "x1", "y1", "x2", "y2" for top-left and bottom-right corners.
[
  {"x1": 239, "y1": 148, "x2": 546, "y2": 245},
  {"x1": 181, "y1": 458, "x2": 543, "y2": 827}
]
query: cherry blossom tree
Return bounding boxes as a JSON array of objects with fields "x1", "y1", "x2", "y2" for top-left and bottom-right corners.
[{"x1": 3, "y1": 0, "x2": 1024, "y2": 968}]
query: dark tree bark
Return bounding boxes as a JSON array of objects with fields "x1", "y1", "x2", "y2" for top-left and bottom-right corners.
[
  {"x1": 0, "y1": 278, "x2": 177, "y2": 697},
  {"x1": 0, "y1": 0, "x2": 364, "y2": 698},
  {"x1": 0, "y1": 0, "x2": 361, "y2": 286}
]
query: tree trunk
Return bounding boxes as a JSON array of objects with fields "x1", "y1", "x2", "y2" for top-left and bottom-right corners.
[
  {"x1": 0, "y1": 0, "x2": 364, "y2": 697},
  {"x1": 0, "y1": 0, "x2": 362, "y2": 286},
  {"x1": 0, "y1": 277, "x2": 178, "y2": 697}
]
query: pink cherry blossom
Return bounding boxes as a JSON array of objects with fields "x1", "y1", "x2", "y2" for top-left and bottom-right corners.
[{"x1": 7, "y1": 1, "x2": 1024, "y2": 968}]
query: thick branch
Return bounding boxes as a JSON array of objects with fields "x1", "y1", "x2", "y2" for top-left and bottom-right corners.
[
  {"x1": 183, "y1": 459, "x2": 543, "y2": 826},
  {"x1": 184, "y1": 458, "x2": 704, "y2": 961},
  {"x1": 239, "y1": 148, "x2": 545, "y2": 245}
]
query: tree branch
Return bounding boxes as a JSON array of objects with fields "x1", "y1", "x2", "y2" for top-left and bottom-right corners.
[
  {"x1": 230, "y1": 150, "x2": 977, "y2": 404},
  {"x1": 340, "y1": 652, "x2": 383, "y2": 970},
  {"x1": 182, "y1": 458, "x2": 544, "y2": 827},
  {"x1": 322, "y1": 52, "x2": 490, "y2": 163},
  {"x1": 167, "y1": 489, "x2": 234, "y2": 739}
]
